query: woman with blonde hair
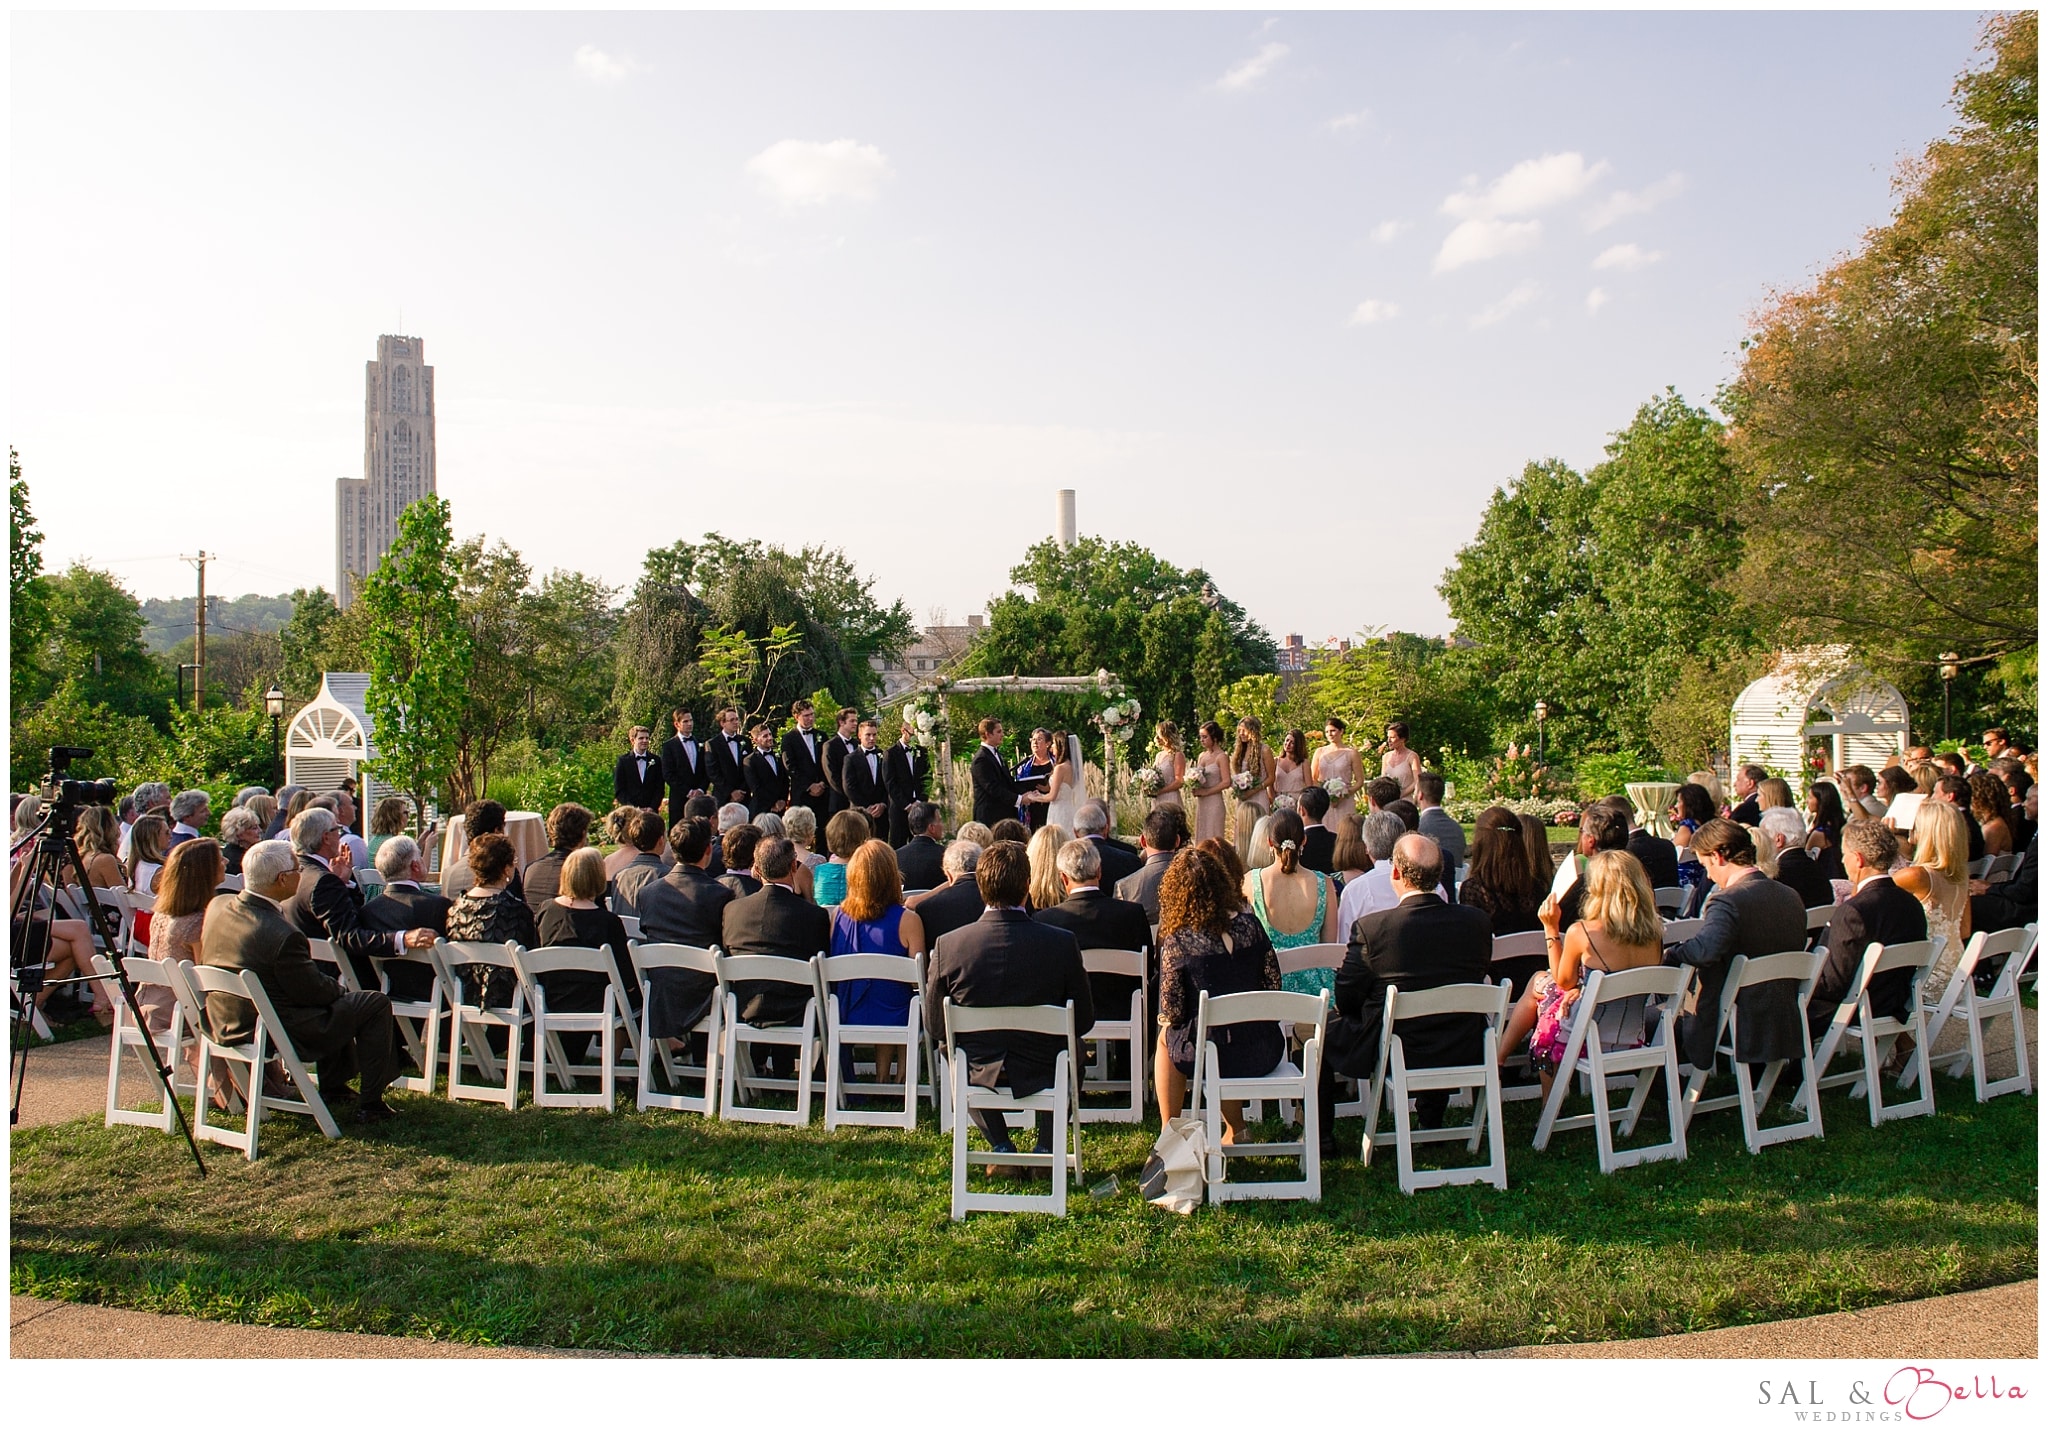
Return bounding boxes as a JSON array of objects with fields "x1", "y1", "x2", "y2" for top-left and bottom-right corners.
[
  {"x1": 828, "y1": 839, "x2": 926, "y2": 1087},
  {"x1": 1147, "y1": 720, "x2": 1187, "y2": 816},
  {"x1": 1229, "y1": 716, "x2": 1276, "y2": 865},
  {"x1": 1025, "y1": 824, "x2": 1071, "y2": 911},
  {"x1": 1500, "y1": 849, "x2": 1665, "y2": 1098},
  {"x1": 1906, "y1": 760, "x2": 1942, "y2": 794},
  {"x1": 1895, "y1": 800, "x2": 1971, "y2": 994},
  {"x1": 1755, "y1": 776, "x2": 1796, "y2": 812},
  {"x1": 67, "y1": 805, "x2": 127, "y2": 894},
  {"x1": 534, "y1": 846, "x2": 639, "y2": 1053},
  {"x1": 1686, "y1": 769, "x2": 1726, "y2": 814}
]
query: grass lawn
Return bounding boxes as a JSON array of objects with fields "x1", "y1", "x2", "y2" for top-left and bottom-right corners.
[{"x1": 11, "y1": 1060, "x2": 2035, "y2": 1357}]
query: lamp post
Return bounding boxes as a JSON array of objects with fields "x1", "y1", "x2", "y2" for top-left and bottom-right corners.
[
  {"x1": 264, "y1": 684, "x2": 287, "y2": 788},
  {"x1": 1534, "y1": 700, "x2": 1548, "y2": 767},
  {"x1": 1938, "y1": 653, "x2": 1960, "y2": 745}
]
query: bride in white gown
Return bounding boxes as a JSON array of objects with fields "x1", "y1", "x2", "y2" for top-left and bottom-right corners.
[{"x1": 1045, "y1": 730, "x2": 1086, "y2": 835}]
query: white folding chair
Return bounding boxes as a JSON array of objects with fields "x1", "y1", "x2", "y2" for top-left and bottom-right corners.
[
  {"x1": 1077, "y1": 947, "x2": 1148, "y2": 1124},
  {"x1": 1662, "y1": 916, "x2": 1706, "y2": 947},
  {"x1": 180, "y1": 960, "x2": 341, "y2": 1159},
  {"x1": 1532, "y1": 964, "x2": 1693, "y2": 1173},
  {"x1": 618, "y1": 914, "x2": 644, "y2": 940},
  {"x1": 1985, "y1": 852, "x2": 2020, "y2": 882},
  {"x1": 367, "y1": 950, "x2": 444, "y2": 1096},
  {"x1": 1922, "y1": 926, "x2": 2036, "y2": 1103},
  {"x1": 307, "y1": 936, "x2": 359, "y2": 992},
  {"x1": 1807, "y1": 938, "x2": 1942, "y2": 1126},
  {"x1": 1359, "y1": 981, "x2": 1511, "y2": 1194},
  {"x1": 434, "y1": 938, "x2": 527, "y2": 1110},
  {"x1": 1967, "y1": 854, "x2": 1994, "y2": 880},
  {"x1": 714, "y1": 952, "x2": 822, "y2": 1126},
  {"x1": 511, "y1": 943, "x2": 637, "y2": 1111},
  {"x1": 1652, "y1": 886, "x2": 1686, "y2": 917},
  {"x1": 1679, "y1": 950, "x2": 1827, "y2": 1152},
  {"x1": 91, "y1": 887, "x2": 137, "y2": 957},
  {"x1": 942, "y1": 999, "x2": 1082, "y2": 1219},
  {"x1": 1190, "y1": 987, "x2": 1327, "y2": 1203},
  {"x1": 1487, "y1": 931, "x2": 1552, "y2": 1104},
  {"x1": 1804, "y1": 905, "x2": 1836, "y2": 948},
  {"x1": 816, "y1": 951, "x2": 930, "y2": 1130},
  {"x1": 123, "y1": 889, "x2": 155, "y2": 956},
  {"x1": 627, "y1": 941, "x2": 723, "y2": 1115},
  {"x1": 98, "y1": 956, "x2": 200, "y2": 1132}
]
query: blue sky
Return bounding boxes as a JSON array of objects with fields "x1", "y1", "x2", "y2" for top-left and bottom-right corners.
[{"x1": 10, "y1": 9, "x2": 1987, "y2": 643}]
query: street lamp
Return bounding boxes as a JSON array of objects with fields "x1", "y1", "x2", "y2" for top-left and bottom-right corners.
[
  {"x1": 1938, "y1": 652, "x2": 1960, "y2": 745},
  {"x1": 1534, "y1": 700, "x2": 1549, "y2": 766},
  {"x1": 264, "y1": 684, "x2": 287, "y2": 787}
]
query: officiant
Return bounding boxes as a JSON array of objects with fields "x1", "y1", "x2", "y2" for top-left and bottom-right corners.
[{"x1": 1016, "y1": 728, "x2": 1056, "y2": 831}]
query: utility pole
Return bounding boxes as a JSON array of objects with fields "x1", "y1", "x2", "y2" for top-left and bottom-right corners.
[{"x1": 182, "y1": 552, "x2": 213, "y2": 712}]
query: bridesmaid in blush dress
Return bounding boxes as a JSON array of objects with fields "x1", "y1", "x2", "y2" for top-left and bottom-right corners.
[
  {"x1": 1148, "y1": 720, "x2": 1188, "y2": 817},
  {"x1": 1272, "y1": 729, "x2": 1310, "y2": 811},
  {"x1": 1190, "y1": 721, "x2": 1230, "y2": 846},
  {"x1": 1312, "y1": 717, "x2": 1365, "y2": 822}
]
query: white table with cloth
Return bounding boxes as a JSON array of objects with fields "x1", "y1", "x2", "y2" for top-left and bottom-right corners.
[
  {"x1": 1626, "y1": 782, "x2": 1680, "y2": 839},
  {"x1": 439, "y1": 809, "x2": 548, "y2": 878}
]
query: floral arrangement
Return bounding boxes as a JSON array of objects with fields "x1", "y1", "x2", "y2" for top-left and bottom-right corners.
[
  {"x1": 1093, "y1": 693, "x2": 1142, "y2": 747},
  {"x1": 900, "y1": 700, "x2": 943, "y2": 751},
  {"x1": 1322, "y1": 774, "x2": 1351, "y2": 803},
  {"x1": 1231, "y1": 771, "x2": 1258, "y2": 797},
  {"x1": 1132, "y1": 766, "x2": 1164, "y2": 798}
]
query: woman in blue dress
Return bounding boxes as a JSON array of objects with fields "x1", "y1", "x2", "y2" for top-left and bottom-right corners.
[{"x1": 829, "y1": 839, "x2": 927, "y2": 1090}]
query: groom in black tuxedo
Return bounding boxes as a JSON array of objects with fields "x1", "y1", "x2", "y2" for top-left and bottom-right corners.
[
  {"x1": 970, "y1": 717, "x2": 1045, "y2": 829},
  {"x1": 660, "y1": 708, "x2": 710, "y2": 815},
  {"x1": 884, "y1": 718, "x2": 932, "y2": 847}
]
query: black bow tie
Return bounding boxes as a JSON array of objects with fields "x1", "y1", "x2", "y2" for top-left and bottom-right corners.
[{"x1": 863, "y1": 748, "x2": 879, "y2": 756}]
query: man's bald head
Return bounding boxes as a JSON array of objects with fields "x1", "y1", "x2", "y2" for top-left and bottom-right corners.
[{"x1": 1390, "y1": 832, "x2": 1443, "y2": 896}]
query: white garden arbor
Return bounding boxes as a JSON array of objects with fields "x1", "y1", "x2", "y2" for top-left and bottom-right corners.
[
  {"x1": 283, "y1": 672, "x2": 386, "y2": 817},
  {"x1": 895, "y1": 670, "x2": 1127, "y2": 819},
  {"x1": 1729, "y1": 647, "x2": 1911, "y2": 797}
]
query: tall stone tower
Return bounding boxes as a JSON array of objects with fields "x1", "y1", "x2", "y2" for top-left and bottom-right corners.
[{"x1": 335, "y1": 334, "x2": 437, "y2": 606}]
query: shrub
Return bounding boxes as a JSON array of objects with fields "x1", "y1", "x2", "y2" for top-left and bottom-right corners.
[{"x1": 1571, "y1": 749, "x2": 1673, "y2": 803}]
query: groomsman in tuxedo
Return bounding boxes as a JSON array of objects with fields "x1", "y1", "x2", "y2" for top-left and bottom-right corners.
[
  {"x1": 613, "y1": 726, "x2": 666, "y2": 811},
  {"x1": 661, "y1": 708, "x2": 710, "y2": 815},
  {"x1": 780, "y1": 699, "x2": 832, "y2": 814},
  {"x1": 884, "y1": 717, "x2": 933, "y2": 847},
  {"x1": 743, "y1": 722, "x2": 791, "y2": 816},
  {"x1": 842, "y1": 717, "x2": 892, "y2": 834},
  {"x1": 970, "y1": 718, "x2": 1044, "y2": 829},
  {"x1": 1015, "y1": 729, "x2": 1056, "y2": 831},
  {"x1": 707, "y1": 707, "x2": 752, "y2": 810},
  {"x1": 820, "y1": 706, "x2": 860, "y2": 820}
]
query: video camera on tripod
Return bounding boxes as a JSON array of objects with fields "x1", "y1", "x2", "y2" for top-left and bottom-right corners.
[{"x1": 39, "y1": 745, "x2": 119, "y2": 813}]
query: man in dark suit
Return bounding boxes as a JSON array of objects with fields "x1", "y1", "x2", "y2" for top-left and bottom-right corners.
[
  {"x1": 1114, "y1": 806, "x2": 1187, "y2": 925},
  {"x1": 1557, "y1": 802, "x2": 1630, "y2": 928},
  {"x1": 908, "y1": 840, "x2": 986, "y2": 948},
  {"x1": 1414, "y1": 772, "x2": 1466, "y2": 874},
  {"x1": 820, "y1": 706, "x2": 860, "y2": 820},
  {"x1": 1032, "y1": 837, "x2": 1151, "y2": 1075},
  {"x1": 1934, "y1": 776, "x2": 1988, "y2": 861},
  {"x1": 1319, "y1": 834, "x2": 1491, "y2": 1151},
  {"x1": 780, "y1": 700, "x2": 832, "y2": 815},
  {"x1": 284, "y1": 807, "x2": 435, "y2": 991},
  {"x1": 1297, "y1": 786, "x2": 1338, "y2": 875},
  {"x1": 970, "y1": 718, "x2": 1045, "y2": 828},
  {"x1": 361, "y1": 835, "x2": 450, "y2": 1003},
  {"x1": 925, "y1": 840, "x2": 1094, "y2": 1156},
  {"x1": 200, "y1": 840, "x2": 402, "y2": 1121},
  {"x1": 894, "y1": 801, "x2": 948, "y2": 891},
  {"x1": 883, "y1": 719, "x2": 933, "y2": 847},
  {"x1": 1728, "y1": 764, "x2": 1768, "y2": 828},
  {"x1": 842, "y1": 717, "x2": 892, "y2": 835},
  {"x1": 743, "y1": 722, "x2": 790, "y2": 817},
  {"x1": 613, "y1": 725, "x2": 666, "y2": 811},
  {"x1": 1667, "y1": 819, "x2": 1812, "y2": 1072},
  {"x1": 522, "y1": 803, "x2": 594, "y2": 915},
  {"x1": 706, "y1": 707, "x2": 753, "y2": 810},
  {"x1": 720, "y1": 837, "x2": 830, "y2": 1041},
  {"x1": 1607, "y1": 792, "x2": 1681, "y2": 891},
  {"x1": 1070, "y1": 798, "x2": 1142, "y2": 889},
  {"x1": 660, "y1": 708, "x2": 710, "y2": 816},
  {"x1": 638, "y1": 818, "x2": 733, "y2": 1051},
  {"x1": 1810, "y1": 819, "x2": 1926, "y2": 1028}
]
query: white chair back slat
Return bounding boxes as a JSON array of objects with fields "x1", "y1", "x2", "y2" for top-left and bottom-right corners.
[
  {"x1": 1662, "y1": 917, "x2": 1706, "y2": 946},
  {"x1": 179, "y1": 960, "x2": 341, "y2": 1158},
  {"x1": 713, "y1": 950, "x2": 823, "y2": 1127},
  {"x1": 1682, "y1": 949, "x2": 1827, "y2": 1153},
  {"x1": 1190, "y1": 986, "x2": 1327, "y2": 1204},
  {"x1": 1491, "y1": 931, "x2": 1550, "y2": 962},
  {"x1": 627, "y1": 941, "x2": 723, "y2": 1116},
  {"x1": 1274, "y1": 941, "x2": 1347, "y2": 978},
  {"x1": 1532, "y1": 963, "x2": 1692, "y2": 1173},
  {"x1": 942, "y1": 998, "x2": 1082, "y2": 1219},
  {"x1": 1652, "y1": 886, "x2": 1685, "y2": 914}
]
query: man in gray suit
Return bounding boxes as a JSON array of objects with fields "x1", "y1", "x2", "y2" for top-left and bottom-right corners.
[
  {"x1": 1666, "y1": 819, "x2": 1811, "y2": 1071},
  {"x1": 1414, "y1": 771, "x2": 1465, "y2": 874},
  {"x1": 1114, "y1": 806, "x2": 1188, "y2": 925}
]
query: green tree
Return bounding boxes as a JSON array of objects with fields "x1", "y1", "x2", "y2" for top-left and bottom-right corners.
[
  {"x1": 1722, "y1": 12, "x2": 2037, "y2": 667},
  {"x1": 358, "y1": 496, "x2": 471, "y2": 820},
  {"x1": 276, "y1": 586, "x2": 349, "y2": 701},
  {"x1": 10, "y1": 451, "x2": 52, "y2": 714},
  {"x1": 39, "y1": 564, "x2": 170, "y2": 724},
  {"x1": 9, "y1": 681, "x2": 170, "y2": 792}
]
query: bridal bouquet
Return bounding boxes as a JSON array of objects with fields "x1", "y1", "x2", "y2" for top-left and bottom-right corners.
[{"x1": 901, "y1": 701, "x2": 941, "y2": 750}]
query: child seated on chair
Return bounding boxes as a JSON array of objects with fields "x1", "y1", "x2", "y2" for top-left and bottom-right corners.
[{"x1": 1500, "y1": 851, "x2": 1665, "y2": 1101}]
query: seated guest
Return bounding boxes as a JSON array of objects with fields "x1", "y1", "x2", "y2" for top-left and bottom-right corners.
[
  {"x1": 1033, "y1": 837, "x2": 1153, "y2": 1023},
  {"x1": 1026, "y1": 824, "x2": 1071, "y2": 911},
  {"x1": 600, "y1": 806, "x2": 642, "y2": 881},
  {"x1": 1335, "y1": 810, "x2": 1418, "y2": 938},
  {"x1": 1809, "y1": 819, "x2": 1925, "y2": 1029},
  {"x1": 956, "y1": 822, "x2": 995, "y2": 848},
  {"x1": 1460, "y1": 806, "x2": 1545, "y2": 996},
  {"x1": 441, "y1": 800, "x2": 524, "y2": 903},
  {"x1": 65, "y1": 804, "x2": 128, "y2": 898},
  {"x1": 613, "y1": 725, "x2": 666, "y2": 811},
  {"x1": 907, "y1": 840, "x2": 986, "y2": 948},
  {"x1": 1414, "y1": 772, "x2": 1465, "y2": 873},
  {"x1": 635, "y1": 818, "x2": 732, "y2": 1057},
  {"x1": 924, "y1": 840, "x2": 1093, "y2": 1161},
  {"x1": 1244, "y1": 809, "x2": 1340, "y2": 996},
  {"x1": 1761, "y1": 807, "x2": 1835, "y2": 908},
  {"x1": 990, "y1": 818, "x2": 1030, "y2": 847},
  {"x1": 1197, "y1": 836, "x2": 1248, "y2": 900},
  {"x1": 168, "y1": 789, "x2": 211, "y2": 851},
  {"x1": 200, "y1": 839, "x2": 401, "y2": 1122},
  {"x1": 752, "y1": 813, "x2": 813, "y2": 900},
  {"x1": 1073, "y1": 799, "x2": 1142, "y2": 889},
  {"x1": 1804, "y1": 781, "x2": 1850, "y2": 884},
  {"x1": 1875, "y1": 765, "x2": 1919, "y2": 811},
  {"x1": 260, "y1": 787, "x2": 297, "y2": 840},
  {"x1": 1843, "y1": 765, "x2": 1887, "y2": 819},
  {"x1": 1385, "y1": 798, "x2": 1420, "y2": 833},
  {"x1": 1500, "y1": 850, "x2": 1666, "y2": 1100},
  {"x1": 445, "y1": 834, "x2": 541, "y2": 1006},
  {"x1": 1113, "y1": 805, "x2": 1187, "y2": 924},
  {"x1": 1296, "y1": 786, "x2": 1337, "y2": 875},
  {"x1": 1665, "y1": 820, "x2": 1810, "y2": 1075},
  {"x1": 1609, "y1": 795, "x2": 1680, "y2": 892},
  {"x1": 127, "y1": 814, "x2": 171, "y2": 899},
  {"x1": 1968, "y1": 771, "x2": 2016, "y2": 856},
  {"x1": 309, "y1": 790, "x2": 369, "y2": 873},
  {"x1": 814, "y1": 809, "x2": 870, "y2": 907},
  {"x1": 361, "y1": 835, "x2": 451, "y2": 1002},
  {"x1": 1364, "y1": 776, "x2": 1400, "y2": 813},
  {"x1": 216, "y1": 806, "x2": 263, "y2": 878},
  {"x1": 894, "y1": 801, "x2": 948, "y2": 891},
  {"x1": 1728, "y1": 764, "x2": 1768, "y2": 827},
  {"x1": 784, "y1": 806, "x2": 823, "y2": 872},
  {"x1": 1687, "y1": 769, "x2": 1727, "y2": 814},
  {"x1": 1319, "y1": 833, "x2": 1490, "y2": 1153},
  {"x1": 711, "y1": 800, "x2": 752, "y2": 877},
  {"x1": 1895, "y1": 801, "x2": 1973, "y2": 1000},
  {"x1": 1971, "y1": 785, "x2": 2038, "y2": 932},
  {"x1": 1331, "y1": 812, "x2": 1371, "y2": 887},
  {"x1": 719, "y1": 824, "x2": 765, "y2": 899},
  {"x1": 366, "y1": 796, "x2": 413, "y2": 863},
  {"x1": 721, "y1": 837, "x2": 830, "y2": 1047},
  {"x1": 1936, "y1": 751, "x2": 1968, "y2": 778},
  {"x1": 245, "y1": 793, "x2": 279, "y2": 844},
  {"x1": 1932, "y1": 775, "x2": 1987, "y2": 861},
  {"x1": 144, "y1": 837, "x2": 225, "y2": 1040},
  {"x1": 286, "y1": 807, "x2": 437, "y2": 990},
  {"x1": 536, "y1": 846, "x2": 641, "y2": 1037},
  {"x1": 1666, "y1": 784, "x2": 1717, "y2": 897},
  {"x1": 827, "y1": 839, "x2": 926, "y2": 1087},
  {"x1": 524, "y1": 803, "x2": 594, "y2": 914},
  {"x1": 607, "y1": 809, "x2": 671, "y2": 919},
  {"x1": 1156, "y1": 847, "x2": 1282, "y2": 1144}
]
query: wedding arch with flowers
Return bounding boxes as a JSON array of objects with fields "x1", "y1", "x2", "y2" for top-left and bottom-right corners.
[{"x1": 892, "y1": 668, "x2": 1126, "y2": 820}]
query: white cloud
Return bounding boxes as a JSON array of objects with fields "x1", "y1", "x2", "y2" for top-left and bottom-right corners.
[
  {"x1": 1326, "y1": 110, "x2": 1372, "y2": 133},
  {"x1": 574, "y1": 44, "x2": 638, "y2": 85},
  {"x1": 1217, "y1": 42, "x2": 1289, "y2": 92},
  {"x1": 746, "y1": 139, "x2": 893, "y2": 207},
  {"x1": 1470, "y1": 282, "x2": 1540, "y2": 329},
  {"x1": 1586, "y1": 172, "x2": 1686, "y2": 232},
  {"x1": 1585, "y1": 287, "x2": 1609, "y2": 315},
  {"x1": 1348, "y1": 299, "x2": 1400, "y2": 326},
  {"x1": 1434, "y1": 218, "x2": 1541, "y2": 273},
  {"x1": 1592, "y1": 242, "x2": 1663, "y2": 271},
  {"x1": 1370, "y1": 219, "x2": 1408, "y2": 244}
]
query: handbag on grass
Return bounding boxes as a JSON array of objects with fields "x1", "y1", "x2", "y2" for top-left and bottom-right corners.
[{"x1": 1139, "y1": 1114, "x2": 1208, "y2": 1215}]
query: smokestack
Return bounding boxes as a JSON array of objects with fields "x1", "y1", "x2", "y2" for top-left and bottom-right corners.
[{"x1": 1055, "y1": 489, "x2": 1076, "y2": 548}]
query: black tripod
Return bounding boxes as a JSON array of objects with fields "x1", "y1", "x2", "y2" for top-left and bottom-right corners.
[{"x1": 10, "y1": 798, "x2": 207, "y2": 1176}]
